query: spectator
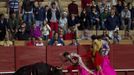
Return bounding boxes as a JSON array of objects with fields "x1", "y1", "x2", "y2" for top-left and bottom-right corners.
[
  {"x1": 105, "y1": 8, "x2": 119, "y2": 31},
  {"x1": 121, "y1": 6, "x2": 131, "y2": 30},
  {"x1": 26, "y1": 37, "x2": 35, "y2": 46},
  {"x1": 35, "y1": 38, "x2": 44, "y2": 46},
  {"x1": 80, "y1": 29, "x2": 91, "y2": 40},
  {"x1": 111, "y1": 31, "x2": 121, "y2": 44},
  {"x1": 48, "y1": 32, "x2": 64, "y2": 46},
  {"x1": 91, "y1": 6, "x2": 100, "y2": 30},
  {"x1": 30, "y1": 23, "x2": 42, "y2": 39},
  {"x1": 68, "y1": 14, "x2": 79, "y2": 28},
  {"x1": 47, "y1": 2, "x2": 60, "y2": 39},
  {"x1": 81, "y1": 0, "x2": 92, "y2": 9},
  {"x1": 0, "y1": 33, "x2": 13, "y2": 47},
  {"x1": 34, "y1": 2, "x2": 46, "y2": 27},
  {"x1": 122, "y1": 30, "x2": 133, "y2": 40},
  {"x1": 101, "y1": 30, "x2": 110, "y2": 40},
  {"x1": 80, "y1": 8, "x2": 90, "y2": 30},
  {"x1": 9, "y1": 12, "x2": 19, "y2": 38},
  {"x1": 22, "y1": 0, "x2": 34, "y2": 29},
  {"x1": 116, "y1": 1, "x2": 124, "y2": 15},
  {"x1": 58, "y1": 28, "x2": 64, "y2": 40},
  {"x1": 15, "y1": 22, "x2": 30, "y2": 40},
  {"x1": 41, "y1": 21, "x2": 51, "y2": 40},
  {"x1": 0, "y1": 14, "x2": 8, "y2": 41},
  {"x1": 44, "y1": 5, "x2": 49, "y2": 21},
  {"x1": 8, "y1": 0, "x2": 19, "y2": 16},
  {"x1": 68, "y1": 0, "x2": 78, "y2": 15},
  {"x1": 69, "y1": 39, "x2": 79, "y2": 46},
  {"x1": 59, "y1": 12, "x2": 67, "y2": 31},
  {"x1": 131, "y1": 6, "x2": 134, "y2": 29},
  {"x1": 100, "y1": 8, "x2": 110, "y2": 30}
]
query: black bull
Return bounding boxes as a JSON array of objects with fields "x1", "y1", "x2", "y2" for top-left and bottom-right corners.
[{"x1": 13, "y1": 62, "x2": 64, "y2": 75}]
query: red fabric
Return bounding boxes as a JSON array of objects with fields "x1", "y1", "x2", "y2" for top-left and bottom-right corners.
[
  {"x1": 49, "y1": 22, "x2": 59, "y2": 39},
  {"x1": 94, "y1": 51, "x2": 103, "y2": 67},
  {"x1": 81, "y1": 0, "x2": 92, "y2": 9},
  {"x1": 64, "y1": 32, "x2": 75, "y2": 40},
  {"x1": 26, "y1": 41, "x2": 34, "y2": 46}
]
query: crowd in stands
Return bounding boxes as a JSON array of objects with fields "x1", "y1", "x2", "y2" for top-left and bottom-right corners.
[{"x1": 0, "y1": 0, "x2": 134, "y2": 46}]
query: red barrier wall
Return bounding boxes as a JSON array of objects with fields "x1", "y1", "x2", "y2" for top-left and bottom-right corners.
[
  {"x1": 0, "y1": 47, "x2": 15, "y2": 72},
  {"x1": 15, "y1": 46, "x2": 46, "y2": 70},
  {"x1": 47, "y1": 46, "x2": 77, "y2": 67},
  {"x1": 0, "y1": 45, "x2": 134, "y2": 74}
]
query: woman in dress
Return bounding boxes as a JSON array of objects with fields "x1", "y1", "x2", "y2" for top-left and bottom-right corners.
[
  {"x1": 101, "y1": 37, "x2": 117, "y2": 75},
  {"x1": 61, "y1": 52, "x2": 95, "y2": 75}
]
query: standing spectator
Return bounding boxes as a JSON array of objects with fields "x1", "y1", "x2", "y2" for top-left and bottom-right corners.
[
  {"x1": 91, "y1": 6, "x2": 100, "y2": 30},
  {"x1": 8, "y1": 0, "x2": 19, "y2": 17},
  {"x1": 80, "y1": 8, "x2": 90, "y2": 30},
  {"x1": 59, "y1": 12, "x2": 67, "y2": 31},
  {"x1": 42, "y1": 21, "x2": 51, "y2": 40},
  {"x1": 81, "y1": 0, "x2": 92, "y2": 9},
  {"x1": 44, "y1": 5, "x2": 49, "y2": 21},
  {"x1": 0, "y1": 14, "x2": 8, "y2": 41},
  {"x1": 100, "y1": 8, "x2": 110, "y2": 30},
  {"x1": 34, "y1": 2, "x2": 46, "y2": 27},
  {"x1": 105, "y1": 9, "x2": 119, "y2": 31},
  {"x1": 68, "y1": 0, "x2": 78, "y2": 15},
  {"x1": 22, "y1": 0, "x2": 34, "y2": 29},
  {"x1": 121, "y1": 6, "x2": 131, "y2": 30},
  {"x1": 47, "y1": 2, "x2": 60, "y2": 39},
  {"x1": 68, "y1": 14, "x2": 79, "y2": 28}
]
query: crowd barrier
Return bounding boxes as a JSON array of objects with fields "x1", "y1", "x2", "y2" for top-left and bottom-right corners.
[{"x1": 0, "y1": 45, "x2": 134, "y2": 75}]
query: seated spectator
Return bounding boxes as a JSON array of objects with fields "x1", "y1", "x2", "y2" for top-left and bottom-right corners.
[
  {"x1": 122, "y1": 30, "x2": 133, "y2": 40},
  {"x1": 116, "y1": 1, "x2": 124, "y2": 15},
  {"x1": 30, "y1": 23, "x2": 42, "y2": 39},
  {"x1": 91, "y1": 6, "x2": 100, "y2": 30},
  {"x1": 69, "y1": 39, "x2": 79, "y2": 46},
  {"x1": 48, "y1": 32, "x2": 64, "y2": 46},
  {"x1": 34, "y1": 2, "x2": 46, "y2": 27},
  {"x1": 101, "y1": 30, "x2": 110, "y2": 40},
  {"x1": 35, "y1": 38, "x2": 44, "y2": 46},
  {"x1": 80, "y1": 29, "x2": 91, "y2": 40},
  {"x1": 9, "y1": 12, "x2": 19, "y2": 37},
  {"x1": 121, "y1": 6, "x2": 131, "y2": 30},
  {"x1": 15, "y1": 23, "x2": 30, "y2": 40},
  {"x1": 100, "y1": 8, "x2": 110, "y2": 30},
  {"x1": 68, "y1": 0, "x2": 78, "y2": 15},
  {"x1": 0, "y1": 14, "x2": 8, "y2": 41},
  {"x1": 81, "y1": 0, "x2": 92, "y2": 9},
  {"x1": 58, "y1": 28, "x2": 64, "y2": 40},
  {"x1": 111, "y1": 31, "x2": 121, "y2": 44},
  {"x1": 41, "y1": 21, "x2": 51, "y2": 40},
  {"x1": 0, "y1": 32, "x2": 13, "y2": 47},
  {"x1": 59, "y1": 12, "x2": 67, "y2": 31}
]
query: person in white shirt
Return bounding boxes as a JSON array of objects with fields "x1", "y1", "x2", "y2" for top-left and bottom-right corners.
[
  {"x1": 42, "y1": 21, "x2": 51, "y2": 40},
  {"x1": 59, "y1": 12, "x2": 67, "y2": 31}
]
